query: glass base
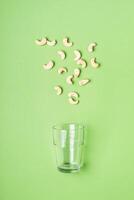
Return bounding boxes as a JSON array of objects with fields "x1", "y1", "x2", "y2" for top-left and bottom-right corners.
[{"x1": 57, "y1": 162, "x2": 80, "y2": 173}]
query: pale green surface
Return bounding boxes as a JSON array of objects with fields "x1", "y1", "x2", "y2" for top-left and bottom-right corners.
[{"x1": 0, "y1": 0, "x2": 134, "y2": 199}]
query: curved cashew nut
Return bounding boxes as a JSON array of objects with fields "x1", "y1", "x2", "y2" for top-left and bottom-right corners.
[
  {"x1": 57, "y1": 50, "x2": 66, "y2": 60},
  {"x1": 35, "y1": 38, "x2": 47, "y2": 46},
  {"x1": 63, "y1": 37, "x2": 73, "y2": 47},
  {"x1": 68, "y1": 91, "x2": 79, "y2": 98},
  {"x1": 74, "y1": 68, "x2": 81, "y2": 78},
  {"x1": 79, "y1": 79, "x2": 90, "y2": 86},
  {"x1": 68, "y1": 91, "x2": 79, "y2": 105},
  {"x1": 43, "y1": 60, "x2": 54, "y2": 70},
  {"x1": 74, "y1": 50, "x2": 81, "y2": 61},
  {"x1": 88, "y1": 42, "x2": 97, "y2": 52},
  {"x1": 47, "y1": 39, "x2": 57, "y2": 46},
  {"x1": 90, "y1": 58, "x2": 100, "y2": 68},
  {"x1": 58, "y1": 67, "x2": 68, "y2": 74},
  {"x1": 69, "y1": 98, "x2": 79, "y2": 105},
  {"x1": 66, "y1": 75, "x2": 74, "y2": 85},
  {"x1": 77, "y1": 59, "x2": 87, "y2": 68},
  {"x1": 54, "y1": 85, "x2": 63, "y2": 95}
]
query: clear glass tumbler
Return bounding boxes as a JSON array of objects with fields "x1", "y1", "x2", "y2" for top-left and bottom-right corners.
[{"x1": 52, "y1": 123, "x2": 85, "y2": 173}]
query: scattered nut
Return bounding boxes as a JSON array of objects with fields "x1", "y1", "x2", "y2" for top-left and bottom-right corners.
[
  {"x1": 68, "y1": 98, "x2": 79, "y2": 105},
  {"x1": 74, "y1": 50, "x2": 81, "y2": 61},
  {"x1": 74, "y1": 68, "x2": 81, "y2": 78},
  {"x1": 63, "y1": 37, "x2": 73, "y2": 47},
  {"x1": 35, "y1": 38, "x2": 47, "y2": 46},
  {"x1": 36, "y1": 36, "x2": 100, "y2": 105},
  {"x1": 43, "y1": 60, "x2": 54, "y2": 70},
  {"x1": 90, "y1": 58, "x2": 100, "y2": 68},
  {"x1": 77, "y1": 58, "x2": 87, "y2": 68},
  {"x1": 68, "y1": 91, "x2": 79, "y2": 98},
  {"x1": 88, "y1": 42, "x2": 97, "y2": 52},
  {"x1": 79, "y1": 79, "x2": 90, "y2": 86},
  {"x1": 47, "y1": 39, "x2": 57, "y2": 46},
  {"x1": 54, "y1": 85, "x2": 63, "y2": 95},
  {"x1": 66, "y1": 75, "x2": 74, "y2": 85},
  {"x1": 57, "y1": 50, "x2": 66, "y2": 60},
  {"x1": 58, "y1": 67, "x2": 68, "y2": 74},
  {"x1": 68, "y1": 91, "x2": 79, "y2": 105}
]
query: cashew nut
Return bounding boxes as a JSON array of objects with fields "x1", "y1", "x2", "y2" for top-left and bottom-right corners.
[
  {"x1": 68, "y1": 98, "x2": 79, "y2": 105},
  {"x1": 54, "y1": 85, "x2": 63, "y2": 95},
  {"x1": 90, "y1": 58, "x2": 100, "y2": 68},
  {"x1": 35, "y1": 38, "x2": 47, "y2": 46},
  {"x1": 74, "y1": 68, "x2": 81, "y2": 78},
  {"x1": 63, "y1": 37, "x2": 73, "y2": 47},
  {"x1": 77, "y1": 59, "x2": 87, "y2": 68},
  {"x1": 68, "y1": 91, "x2": 79, "y2": 105},
  {"x1": 74, "y1": 50, "x2": 81, "y2": 61},
  {"x1": 43, "y1": 60, "x2": 54, "y2": 70},
  {"x1": 79, "y1": 79, "x2": 90, "y2": 86},
  {"x1": 66, "y1": 75, "x2": 74, "y2": 85},
  {"x1": 68, "y1": 91, "x2": 79, "y2": 98},
  {"x1": 58, "y1": 67, "x2": 68, "y2": 74},
  {"x1": 47, "y1": 39, "x2": 57, "y2": 46},
  {"x1": 88, "y1": 42, "x2": 97, "y2": 52},
  {"x1": 57, "y1": 50, "x2": 66, "y2": 60}
]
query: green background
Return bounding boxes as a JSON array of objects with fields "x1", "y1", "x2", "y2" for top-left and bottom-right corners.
[{"x1": 0, "y1": 0, "x2": 134, "y2": 199}]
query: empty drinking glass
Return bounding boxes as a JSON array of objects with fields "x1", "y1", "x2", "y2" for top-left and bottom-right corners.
[{"x1": 52, "y1": 123, "x2": 85, "y2": 173}]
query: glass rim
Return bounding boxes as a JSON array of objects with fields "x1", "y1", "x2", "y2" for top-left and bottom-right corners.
[{"x1": 52, "y1": 123, "x2": 84, "y2": 131}]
